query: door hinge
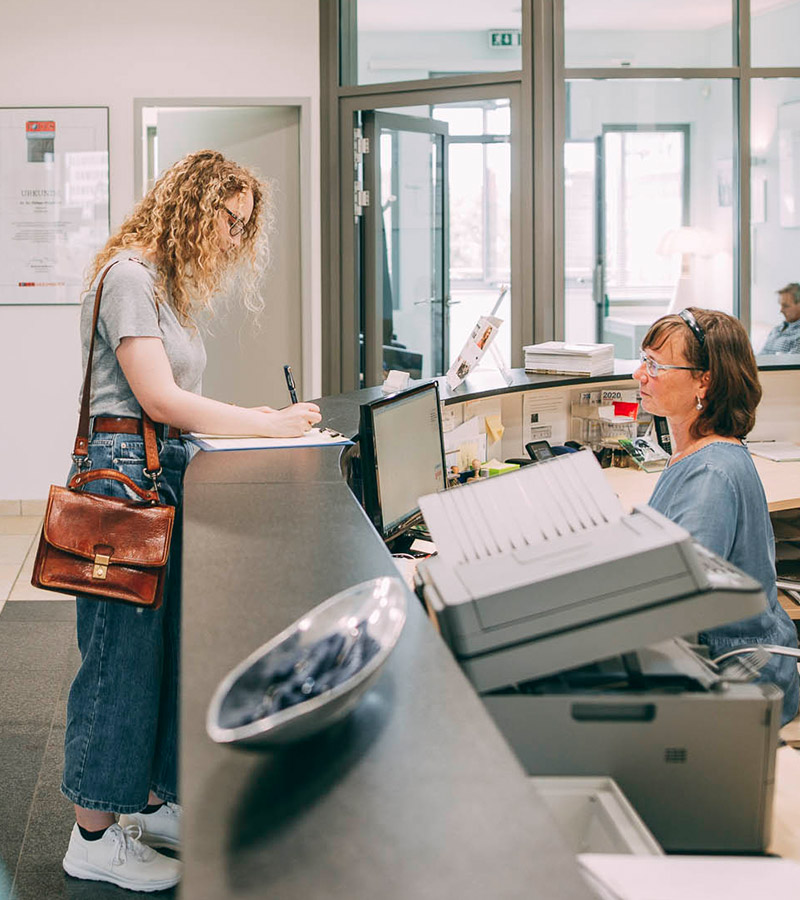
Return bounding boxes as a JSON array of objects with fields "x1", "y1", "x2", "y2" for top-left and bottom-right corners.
[
  {"x1": 353, "y1": 128, "x2": 370, "y2": 168},
  {"x1": 354, "y1": 181, "x2": 370, "y2": 218}
]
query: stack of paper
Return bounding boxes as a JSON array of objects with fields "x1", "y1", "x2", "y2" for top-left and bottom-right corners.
[
  {"x1": 523, "y1": 341, "x2": 615, "y2": 376},
  {"x1": 746, "y1": 441, "x2": 800, "y2": 462}
]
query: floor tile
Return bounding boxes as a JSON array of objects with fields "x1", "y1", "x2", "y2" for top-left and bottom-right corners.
[
  {"x1": 0, "y1": 564, "x2": 19, "y2": 601},
  {"x1": 9, "y1": 582, "x2": 65, "y2": 602},
  {"x1": 0, "y1": 535, "x2": 37, "y2": 566},
  {"x1": 0, "y1": 517, "x2": 42, "y2": 536},
  {"x1": 0, "y1": 623, "x2": 74, "y2": 674},
  {"x1": 8, "y1": 540, "x2": 66, "y2": 602},
  {"x1": 0, "y1": 671, "x2": 66, "y2": 728},
  {"x1": 0, "y1": 730, "x2": 47, "y2": 884},
  {"x1": 1, "y1": 601, "x2": 76, "y2": 623},
  {"x1": 20, "y1": 501, "x2": 46, "y2": 518}
]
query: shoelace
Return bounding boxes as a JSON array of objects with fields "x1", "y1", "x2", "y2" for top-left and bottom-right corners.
[{"x1": 111, "y1": 824, "x2": 154, "y2": 866}]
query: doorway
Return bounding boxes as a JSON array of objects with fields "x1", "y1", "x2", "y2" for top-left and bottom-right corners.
[
  {"x1": 340, "y1": 84, "x2": 519, "y2": 390},
  {"x1": 134, "y1": 101, "x2": 312, "y2": 406}
]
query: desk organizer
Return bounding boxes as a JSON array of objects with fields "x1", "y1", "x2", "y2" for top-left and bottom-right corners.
[{"x1": 206, "y1": 576, "x2": 407, "y2": 747}]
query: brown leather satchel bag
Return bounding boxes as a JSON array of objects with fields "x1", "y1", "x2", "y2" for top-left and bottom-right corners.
[{"x1": 31, "y1": 261, "x2": 176, "y2": 609}]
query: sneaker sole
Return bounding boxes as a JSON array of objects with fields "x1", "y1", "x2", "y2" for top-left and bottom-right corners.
[
  {"x1": 141, "y1": 835, "x2": 181, "y2": 851},
  {"x1": 63, "y1": 857, "x2": 180, "y2": 892}
]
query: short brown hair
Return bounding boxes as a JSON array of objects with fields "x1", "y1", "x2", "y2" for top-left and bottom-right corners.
[
  {"x1": 777, "y1": 283, "x2": 800, "y2": 304},
  {"x1": 641, "y1": 307, "x2": 762, "y2": 440}
]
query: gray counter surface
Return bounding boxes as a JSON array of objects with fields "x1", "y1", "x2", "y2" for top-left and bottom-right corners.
[{"x1": 179, "y1": 377, "x2": 597, "y2": 898}]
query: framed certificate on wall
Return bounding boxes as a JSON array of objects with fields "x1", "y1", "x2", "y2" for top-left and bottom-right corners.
[{"x1": 0, "y1": 106, "x2": 109, "y2": 304}]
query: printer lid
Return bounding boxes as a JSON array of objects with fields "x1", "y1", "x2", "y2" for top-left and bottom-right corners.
[{"x1": 418, "y1": 452, "x2": 765, "y2": 693}]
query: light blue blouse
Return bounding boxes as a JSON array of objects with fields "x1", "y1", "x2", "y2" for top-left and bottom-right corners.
[{"x1": 648, "y1": 441, "x2": 799, "y2": 725}]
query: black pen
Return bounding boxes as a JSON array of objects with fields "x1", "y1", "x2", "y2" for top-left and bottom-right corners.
[{"x1": 283, "y1": 364, "x2": 298, "y2": 405}]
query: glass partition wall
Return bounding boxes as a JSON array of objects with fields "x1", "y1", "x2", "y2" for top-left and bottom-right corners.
[
  {"x1": 561, "y1": 0, "x2": 800, "y2": 355},
  {"x1": 322, "y1": 1, "x2": 800, "y2": 391}
]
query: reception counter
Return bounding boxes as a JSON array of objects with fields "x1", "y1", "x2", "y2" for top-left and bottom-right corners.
[{"x1": 179, "y1": 362, "x2": 800, "y2": 898}]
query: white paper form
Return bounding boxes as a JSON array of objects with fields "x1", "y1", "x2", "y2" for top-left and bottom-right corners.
[
  {"x1": 187, "y1": 429, "x2": 352, "y2": 451},
  {"x1": 522, "y1": 391, "x2": 568, "y2": 445}
]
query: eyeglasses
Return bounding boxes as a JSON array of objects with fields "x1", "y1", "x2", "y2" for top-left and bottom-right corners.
[
  {"x1": 638, "y1": 351, "x2": 702, "y2": 378},
  {"x1": 678, "y1": 308, "x2": 706, "y2": 346},
  {"x1": 223, "y1": 206, "x2": 246, "y2": 237}
]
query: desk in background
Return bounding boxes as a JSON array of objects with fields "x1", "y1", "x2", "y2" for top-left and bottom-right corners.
[{"x1": 603, "y1": 454, "x2": 800, "y2": 514}]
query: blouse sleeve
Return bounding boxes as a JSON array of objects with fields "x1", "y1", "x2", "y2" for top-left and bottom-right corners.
[{"x1": 653, "y1": 462, "x2": 739, "y2": 560}]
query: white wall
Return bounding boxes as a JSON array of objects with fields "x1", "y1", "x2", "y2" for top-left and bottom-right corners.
[{"x1": 0, "y1": 0, "x2": 320, "y2": 501}]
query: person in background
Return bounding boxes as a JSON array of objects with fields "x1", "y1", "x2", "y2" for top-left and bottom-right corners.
[
  {"x1": 61, "y1": 150, "x2": 321, "y2": 891},
  {"x1": 635, "y1": 307, "x2": 799, "y2": 725},
  {"x1": 760, "y1": 282, "x2": 800, "y2": 354}
]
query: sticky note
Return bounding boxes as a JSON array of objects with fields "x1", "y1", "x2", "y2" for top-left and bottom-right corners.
[{"x1": 485, "y1": 414, "x2": 505, "y2": 443}]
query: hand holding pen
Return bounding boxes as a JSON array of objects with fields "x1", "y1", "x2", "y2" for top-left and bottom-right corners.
[
  {"x1": 283, "y1": 365, "x2": 299, "y2": 405},
  {"x1": 275, "y1": 363, "x2": 321, "y2": 435},
  {"x1": 281, "y1": 363, "x2": 344, "y2": 438}
]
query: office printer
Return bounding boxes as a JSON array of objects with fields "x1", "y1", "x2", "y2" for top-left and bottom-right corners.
[{"x1": 416, "y1": 451, "x2": 781, "y2": 852}]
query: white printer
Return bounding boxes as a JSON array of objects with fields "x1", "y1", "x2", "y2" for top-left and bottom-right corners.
[{"x1": 416, "y1": 451, "x2": 781, "y2": 852}]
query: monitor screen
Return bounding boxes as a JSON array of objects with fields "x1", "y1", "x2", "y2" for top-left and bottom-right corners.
[{"x1": 359, "y1": 381, "x2": 446, "y2": 541}]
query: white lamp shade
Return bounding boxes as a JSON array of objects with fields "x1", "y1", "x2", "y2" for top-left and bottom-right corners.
[{"x1": 657, "y1": 226, "x2": 718, "y2": 257}]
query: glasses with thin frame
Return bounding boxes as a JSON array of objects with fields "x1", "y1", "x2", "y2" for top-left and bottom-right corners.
[
  {"x1": 223, "y1": 206, "x2": 246, "y2": 237},
  {"x1": 638, "y1": 351, "x2": 702, "y2": 378}
]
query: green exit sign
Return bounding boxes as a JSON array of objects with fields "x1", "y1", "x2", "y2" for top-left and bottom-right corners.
[{"x1": 489, "y1": 30, "x2": 521, "y2": 48}]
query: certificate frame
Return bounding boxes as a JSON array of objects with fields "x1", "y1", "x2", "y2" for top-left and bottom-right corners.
[{"x1": 0, "y1": 106, "x2": 110, "y2": 305}]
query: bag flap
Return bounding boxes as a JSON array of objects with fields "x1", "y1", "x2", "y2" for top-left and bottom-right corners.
[{"x1": 43, "y1": 485, "x2": 175, "y2": 567}]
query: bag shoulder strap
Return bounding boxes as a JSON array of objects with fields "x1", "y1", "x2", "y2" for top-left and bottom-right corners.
[{"x1": 72, "y1": 260, "x2": 162, "y2": 481}]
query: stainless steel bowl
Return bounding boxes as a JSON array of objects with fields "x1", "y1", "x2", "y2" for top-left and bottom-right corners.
[{"x1": 206, "y1": 576, "x2": 407, "y2": 747}]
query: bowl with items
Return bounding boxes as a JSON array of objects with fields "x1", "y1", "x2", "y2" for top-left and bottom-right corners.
[{"x1": 206, "y1": 575, "x2": 407, "y2": 747}]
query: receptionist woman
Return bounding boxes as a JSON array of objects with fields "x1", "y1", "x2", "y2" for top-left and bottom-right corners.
[{"x1": 634, "y1": 307, "x2": 799, "y2": 725}]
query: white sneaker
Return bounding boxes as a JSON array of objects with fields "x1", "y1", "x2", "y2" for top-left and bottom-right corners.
[
  {"x1": 119, "y1": 802, "x2": 181, "y2": 850},
  {"x1": 62, "y1": 822, "x2": 181, "y2": 892}
]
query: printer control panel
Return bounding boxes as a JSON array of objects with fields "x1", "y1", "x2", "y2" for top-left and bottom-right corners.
[{"x1": 692, "y1": 541, "x2": 760, "y2": 591}]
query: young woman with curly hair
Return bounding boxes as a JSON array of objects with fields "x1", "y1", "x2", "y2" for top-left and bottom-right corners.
[{"x1": 60, "y1": 150, "x2": 320, "y2": 891}]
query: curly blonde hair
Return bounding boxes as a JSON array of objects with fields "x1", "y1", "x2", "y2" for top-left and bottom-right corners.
[{"x1": 89, "y1": 150, "x2": 271, "y2": 324}]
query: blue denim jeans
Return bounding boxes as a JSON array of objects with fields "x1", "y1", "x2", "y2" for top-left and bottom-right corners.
[{"x1": 61, "y1": 428, "x2": 194, "y2": 813}]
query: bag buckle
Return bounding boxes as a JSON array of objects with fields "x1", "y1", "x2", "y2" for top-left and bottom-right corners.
[
  {"x1": 72, "y1": 454, "x2": 92, "y2": 473},
  {"x1": 93, "y1": 552, "x2": 110, "y2": 580},
  {"x1": 143, "y1": 467, "x2": 162, "y2": 500}
]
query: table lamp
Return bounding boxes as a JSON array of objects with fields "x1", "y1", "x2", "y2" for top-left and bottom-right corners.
[{"x1": 657, "y1": 226, "x2": 717, "y2": 314}]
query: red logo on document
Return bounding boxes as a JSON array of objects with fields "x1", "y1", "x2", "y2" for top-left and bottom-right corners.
[{"x1": 26, "y1": 121, "x2": 56, "y2": 133}]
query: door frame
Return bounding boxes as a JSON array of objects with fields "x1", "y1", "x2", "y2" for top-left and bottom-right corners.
[
  {"x1": 338, "y1": 82, "x2": 523, "y2": 392},
  {"x1": 596, "y1": 123, "x2": 691, "y2": 341},
  {"x1": 361, "y1": 110, "x2": 449, "y2": 387},
  {"x1": 133, "y1": 97, "x2": 315, "y2": 397}
]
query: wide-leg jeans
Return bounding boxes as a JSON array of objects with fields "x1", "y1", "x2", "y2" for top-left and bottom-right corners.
[{"x1": 61, "y1": 430, "x2": 193, "y2": 813}]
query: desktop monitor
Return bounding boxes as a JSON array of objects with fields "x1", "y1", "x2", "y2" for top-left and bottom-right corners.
[{"x1": 359, "y1": 381, "x2": 447, "y2": 544}]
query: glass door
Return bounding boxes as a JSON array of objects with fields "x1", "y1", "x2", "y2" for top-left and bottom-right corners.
[
  {"x1": 597, "y1": 125, "x2": 689, "y2": 356},
  {"x1": 361, "y1": 111, "x2": 449, "y2": 386}
]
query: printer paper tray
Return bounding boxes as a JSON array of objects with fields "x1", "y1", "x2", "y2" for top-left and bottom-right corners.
[{"x1": 452, "y1": 585, "x2": 765, "y2": 693}]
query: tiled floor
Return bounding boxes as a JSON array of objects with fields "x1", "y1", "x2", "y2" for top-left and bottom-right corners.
[{"x1": 0, "y1": 516, "x2": 176, "y2": 899}]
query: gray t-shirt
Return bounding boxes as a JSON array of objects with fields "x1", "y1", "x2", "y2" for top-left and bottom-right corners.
[{"x1": 80, "y1": 252, "x2": 206, "y2": 417}]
